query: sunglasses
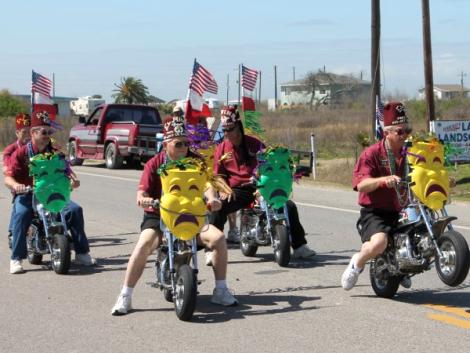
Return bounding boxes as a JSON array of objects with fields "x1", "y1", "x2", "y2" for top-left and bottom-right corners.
[
  {"x1": 223, "y1": 126, "x2": 236, "y2": 133},
  {"x1": 174, "y1": 141, "x2": 190, "y2": 148},
  {"x1": 34, "y1": 129, "x2": 54, "y2": 136},
  {"x1": 393, "y1": 127, "x2": 412, "y2": 136}
]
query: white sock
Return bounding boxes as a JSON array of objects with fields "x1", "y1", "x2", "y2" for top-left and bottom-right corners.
[
  {"x1": 353, "y1": 259, "x2": 363, "y2": 272},
  {"x1": 121, "y1": 285, "x2": 134, "y2": 297},
  {"x1": 215, "y1": 280, "x2": 227, "y2": 289}
]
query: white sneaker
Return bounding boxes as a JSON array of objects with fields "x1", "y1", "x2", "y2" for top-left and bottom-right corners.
[
  {"x1": 341, "y1": 253, "x2": 363, "y2": 291},
  {"x1": 10, "y1": 260, "x2": 25, "y2": 274},
  {"x1": 205, "y1": 249, "x2": 213, "y2": 267},
  {"x1": 75, "y1": 253, "x2": 97, "y2": 266},
  {"x1": 111, "y1": 294, "x2": 132, "y2": 316},
  {"x1": 292, "y1": 244, "x2": 317, "y2": 259},
  {"x1": 211, "y1": 287, "x2": 238, "y2": 306},
  {"x1": 227, "y1": 228, "x2": 240, "y2": 244},
  {"x1": 400, "y1": 276, "x2": 412, "y2": 289}
]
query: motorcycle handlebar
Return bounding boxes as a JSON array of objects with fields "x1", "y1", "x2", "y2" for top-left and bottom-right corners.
[{"x1": 14, "y1": 186, "x2": 32, "y2": 195}]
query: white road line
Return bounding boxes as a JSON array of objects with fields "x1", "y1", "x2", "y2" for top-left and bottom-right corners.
[
  {"x1": 296, "y1": 201, "x2": 470, "y2": 231},
  {"x1": 75, "y1": 170, "x2": 470, "y2": 231},
  {"x1": 75, "y1": 171, "x2": 139, "y2": 182}
]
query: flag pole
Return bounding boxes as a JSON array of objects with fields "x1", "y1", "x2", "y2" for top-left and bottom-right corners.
[
  {"x1": 238, "y1": 64, "x2": 241, "y2": 107},
  {"x1": 184, "y1": 59, "x2": 197, "y2": 122},
  {"x1": 258, "y1": 70, "x2": 262, "y2": 105},
  {"x1": 31, "y1": 70, "x2": 34, "y2": 116}
]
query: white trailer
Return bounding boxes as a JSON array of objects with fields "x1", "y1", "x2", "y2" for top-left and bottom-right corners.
[{"x1": 70, "y1": 96, "x2": 105, "y2": 117}]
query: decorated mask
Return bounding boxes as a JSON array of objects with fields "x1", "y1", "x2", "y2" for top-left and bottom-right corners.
[
  {"x1": 407, "y1": 137, "x2": 449, "y2": 210},
  {"x1": 256, "y1": 147, "x2": 294, "y2": 209},
  {"x1": 159, "y1": 158, "x2": 208, "y2": 240},
  {"x1": 196, "y1": 144, "x2": 216, "y2": 179},
  {"x1": 29, "y1": 153, "x2": 71, "y2": 212}
]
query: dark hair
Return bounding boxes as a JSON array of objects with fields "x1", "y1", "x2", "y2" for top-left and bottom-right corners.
[{"x1": 237, "y1": 120, "x2": 252, "y2": 164}]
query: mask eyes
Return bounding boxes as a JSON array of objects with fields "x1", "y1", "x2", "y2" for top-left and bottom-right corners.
[
  {"x1": 433, "y1": 157, "x2": 442, "y2": 164},
  {"x1": 416, "y1": 156, "x2": 427, "y2": 164},
  {"x1": 280, "y1": 165, "x2": 287, "y2": 170},
  {"x1": 189, "y1": 185, "x2": 199, "y2": 191},
  {"x1": 265, "y1": 166, "x2": 273, "y2": 172},
  {"x1": 170, "y1": 185, "x2": 181, "y2": 193}
]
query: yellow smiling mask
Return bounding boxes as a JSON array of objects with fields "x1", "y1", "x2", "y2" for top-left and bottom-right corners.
[
  {"x1": 407, "y1": 137, "x2": 449, "y2": 210},
  {"x1": 159, "y1": 158, "x2": 208, "y2": 240}
]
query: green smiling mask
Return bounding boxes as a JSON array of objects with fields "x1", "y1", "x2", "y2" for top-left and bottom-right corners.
[
  {"x1": 29, "y1": 153, "x2": 71, "y2": 212},
  {"x1": 256, "y1": 147, "x2": 294, "y2": 209}
]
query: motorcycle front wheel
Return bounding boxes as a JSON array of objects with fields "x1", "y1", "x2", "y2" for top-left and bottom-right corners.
[
  {"x1": 273, "y1": 223, "x2": 290, "y2": 267},
  {"x1": 51, "y1": 234, "x2": 71, "y2": 275},
  {"x1": 436, "y1": 230, "x2": 470, "y2": 287},
  {"x1": 174, "y1": 264, "x2": 197, "y2": 321},
  {"x1": 370, "y1": 256, "x2": 401, "y2": 298}
]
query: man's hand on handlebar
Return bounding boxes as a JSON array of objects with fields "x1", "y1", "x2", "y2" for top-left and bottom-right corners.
[
  {"x1": 13, "y1": 184, "x2": 29, "y2": 194},
  {"x1": 206, "y1": 198, "x2": 222, "y2": 212}
]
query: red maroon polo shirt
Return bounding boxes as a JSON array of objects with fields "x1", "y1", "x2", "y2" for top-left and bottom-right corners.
[
  {"x1": 352, "y1": 140, "x2": 407, "y2": 212},
  {"x1": 213, "y1": 135, "x2": 265, "y2": 188},
  {"x1": 6, "y1": 143, "x2": 56, "y2": 187},
  {"x1": 2, "y1": 141, "x2": 22, "y2": 169},
  {"x1": 139, "y1": 150, "x2": 199, "y2": 214}
]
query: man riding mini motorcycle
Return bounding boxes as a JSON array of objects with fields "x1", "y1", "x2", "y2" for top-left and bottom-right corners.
[
  {"x1": 111, "y1": 115, "x2": 238, "y2": 316},
  {"x1": 4, "y1": 111, "x2": 95, "y2": 274}
]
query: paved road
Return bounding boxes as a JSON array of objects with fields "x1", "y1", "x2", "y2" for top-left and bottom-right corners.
[{"x1": 1, "y1": 162, "x2": 470, "y2": 353}]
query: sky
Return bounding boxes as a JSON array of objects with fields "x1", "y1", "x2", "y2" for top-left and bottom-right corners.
[{"x1": 1, "y1": 0, "x2": 469, "y2": 103}]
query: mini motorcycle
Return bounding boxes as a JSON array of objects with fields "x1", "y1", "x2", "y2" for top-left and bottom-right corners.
[
  {"x1": 368, "y1": 137, "x2": 470, "y2": 298},
  {"x1": 239, "y1": 146, "x2": 296, "y2": 267},
  {"x1": 153, "y1": 199, "x2": 200, "y2": 321},
  {"x1": 151, "y1": 156, "x2": 209, "y2": 321},
  {"x1": 239, "y1": 196, "x2": 291, "y2": 267},
  {"x1": 20, "y1": 187, "x2": 72, "y2": 274}
]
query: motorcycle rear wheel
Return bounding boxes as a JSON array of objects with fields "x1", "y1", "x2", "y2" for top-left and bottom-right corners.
[
  {"x1": 273, "y1": 223, "x2": 290, "y2": 267},
  {"x1": 51, "y1": 234, "x2": 71, "y2": 275},
  {"x1": 174, "y1": 264, "x2": 197, "y2": 321},
  {"x1": 239, "y1": 211, "x2": 258, "y2": 256},
  {"x1": 436, "y1": 230, "x2": 470, "y2": 287},
  {"x1": 370, "y1": 256, "x2": 401, "y2": 298}
]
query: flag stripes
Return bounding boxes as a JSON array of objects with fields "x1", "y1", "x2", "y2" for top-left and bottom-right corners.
[
  {"x1": 189, "y1": 61, "x2": 218, "y2": 96},
  {"x1": 32, "y1": 71, "x2": 52, "y2": 97},
  {"x1": 241, "y1": 65, "x2": 258, "y2": 92}
]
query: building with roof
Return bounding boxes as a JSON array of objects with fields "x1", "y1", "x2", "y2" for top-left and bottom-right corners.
[
  {"x1": 280, "y1": 72, "x2": 371, "y2": 107},
  {"x1": 418, "y1": 84, "x2": 470, "y2": 100}
]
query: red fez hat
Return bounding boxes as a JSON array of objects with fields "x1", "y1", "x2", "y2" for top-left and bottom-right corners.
[
  {"x1": 163, "y1": 115, "x2": 187, "y2": 141},
  {"x1": 31, "y1": 110, "x2": 55, "y2": 128},
  {"x1": 15, "y1": 113, "x2": 31, "y2": 130},
  {"x1": 220, "y1": 105, "x2": 240, "y2": 128},
  {"x1": 383, "y1": 102, "x2": 408, "y2": 127}
]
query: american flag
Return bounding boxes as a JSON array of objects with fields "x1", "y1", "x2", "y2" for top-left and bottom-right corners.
[
  {"x1": 189, "y1": 61, "x2": 218, "y2": 96},
  {"x1": 32, "y1": 70, "x2": 52, "y2": 97},
  {"x1": 241, "y1": 65, "x2": 258, "y2": 92},
  {"x1": 375, "y1": 95, "x2": 384, "y2": 140}
]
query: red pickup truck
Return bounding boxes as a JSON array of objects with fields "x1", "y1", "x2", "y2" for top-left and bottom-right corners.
[{"x1": 68, "y1": 104, "x2": 162, "y2": 169}]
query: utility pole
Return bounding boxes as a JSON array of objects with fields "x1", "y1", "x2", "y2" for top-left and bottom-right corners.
[
  {"x1": 274, "y1": 65, "x2": 278, "y2": 109},
  {"x1": 460, "y1": 71, "x2": 467, "y2": 98},
  {"x1": 371, "y1": 0, "x2": 381, "y2": 139},
  {"x1": 422, "y1": 0, "x2": 435, "y2": 130},
  {"x1": 293, "y1": 66, "x2": 296, "y2": 81}
]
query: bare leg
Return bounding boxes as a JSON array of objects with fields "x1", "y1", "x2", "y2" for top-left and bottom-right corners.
[
  {"x1": 198, "y1": 224, "x2": 227, "y2": 280},
  {"x1": 355, "y1": 232, "x2": 388, "y2": 268},
  {"x1": 123, "y1": 228, "x2": 162, "y2": 288}
]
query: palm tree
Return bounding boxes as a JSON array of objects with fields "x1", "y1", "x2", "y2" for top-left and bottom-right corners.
[{"x1": 112, "y1": 77, "x2": 150, "y2": 104}]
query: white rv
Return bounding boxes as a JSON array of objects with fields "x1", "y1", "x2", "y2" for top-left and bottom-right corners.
[{"x1": 70, "y1": 96, "x2": 105, "y2": 117}]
